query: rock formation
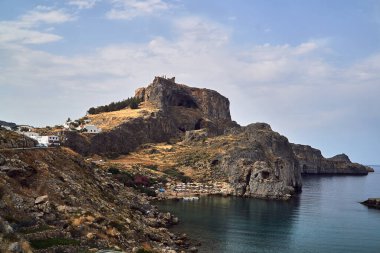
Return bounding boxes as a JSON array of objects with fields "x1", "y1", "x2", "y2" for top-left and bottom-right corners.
[
  {"x1": 219, "y1": 123, "x2": 302, "y2": 199},
  {"x1": 136, "y1": 76, "x2": 231, "y2": 122},
  {"x1": 64, "y1": 76, "x2": 370, "y2": 201},
  {"x1": 361, "y1": 198, "x2": 380, "y2": 210},
  {"x1": 292, "y1": 144, "x2": 372, "y2": 174},
  {"x1": 66, "y1": 76, "x2": 237, "y2": 156},
  {"x1": 0, "y1": 129, "x2": 37, "y2": 149}
]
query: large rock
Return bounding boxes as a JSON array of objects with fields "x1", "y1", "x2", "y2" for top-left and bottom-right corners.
[
  {"x1": 361, "y1": 198, "x2": 380, "y2": 210},
  {"x1": 292, "y1": 144, "x2": 371, "y2": 175},
  {"x1": 67, "y1": 77, "x2": 237, "y2": 155},
  {"x1": 219, "y1": 123, "x2": 302, "y2": 199},
  {"x1": 0, "y1": 129, "x2": 37, "y2": 149},
  {"x1": 137, "y1": 76, "x2": 231, "y2": 121}
]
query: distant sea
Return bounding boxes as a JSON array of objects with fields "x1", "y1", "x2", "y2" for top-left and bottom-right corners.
[{"x1": 157, "y1": 166, "x2": 380, "y2": 253}]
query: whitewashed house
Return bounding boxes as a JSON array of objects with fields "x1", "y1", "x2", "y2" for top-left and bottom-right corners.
[
  {"x1": 34, "y1": 136, "x2": 60, "y2": 146},
  {"x1": 84, "y1": 125, "x2": 101, "y2": 133}
]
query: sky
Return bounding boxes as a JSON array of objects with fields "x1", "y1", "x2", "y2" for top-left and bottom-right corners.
[{"x1": 0, "y1": 0, "x2": 379, "y2": 164}]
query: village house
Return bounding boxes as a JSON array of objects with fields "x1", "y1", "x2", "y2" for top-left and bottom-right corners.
[
  {"x1": 33, "y1": 136, "x2": 60, "y2": 146},
  {"x1": 84, "y1": 125, "x2": 101, "y2": 133}
]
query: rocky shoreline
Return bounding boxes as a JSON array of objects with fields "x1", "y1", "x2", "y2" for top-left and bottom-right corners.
[{"x1": 361, "y1": 198, "x2": 380, "y2": 210}]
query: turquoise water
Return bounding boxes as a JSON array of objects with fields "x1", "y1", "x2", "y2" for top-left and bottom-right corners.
[{"x1": 156, "y1": 166, "x2": 380, "y2": 253}]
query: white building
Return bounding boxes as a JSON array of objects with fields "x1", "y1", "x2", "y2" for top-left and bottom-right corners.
[
  {"x1": 84, "y1": 125, "x2": 101, "y2": 133},
  {"x1": 33, "y1": 136, "x2": 60, "y2": 146}
]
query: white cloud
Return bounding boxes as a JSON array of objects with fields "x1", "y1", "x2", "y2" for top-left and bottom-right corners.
[
  {"x1": 0, "y1": 22, "x2": 62, "y2": 44},
  {"x1": 0, "y1": 8, "x2": 74, "y2": 45},
  {"x1": 106, "y1": 0, "x2": 170, "y2": 20},
  {"x1": 19, "y1": 9, "x2": 75, "y2": 27},
  {"x1": 68, "y1": 0, "x2": 99, "y2": 9}
]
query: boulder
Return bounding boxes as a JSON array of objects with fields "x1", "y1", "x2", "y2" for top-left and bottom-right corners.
[
  {"x1": 361, "y1": 198, "x2": 380, "y2": 210},
  {"x1": 34, "y1": 195, "x2": 48, "y2": 205},
  {"x1": 218, "y1": 123, "x2": 302, "y2": 199}
]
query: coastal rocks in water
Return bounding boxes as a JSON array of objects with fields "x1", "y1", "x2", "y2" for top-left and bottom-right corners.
[
  {"x1": 361, "y1": 198, "x2": 380, "y2": 210},
  {"x1": 291, "y1": 144, "x2": 371, "y2": 175}
]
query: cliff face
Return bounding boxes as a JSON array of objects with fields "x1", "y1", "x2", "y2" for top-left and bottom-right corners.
[
  {"x1": 220, "y1": 123, "x2": 302, "y2": 199},
  {"x1": 136, "y1": 76, "x2": 231, "y2": 122},
  {"x1": 292, "y1": 144, "x2": 372, "y2": 174},
  {"x1": 118, "y1": 122, "x2": 302, "y2": 200},
  {"x1": 67, "y1": 77, "x2": 236, "y2": 156},
  {"x1": 0, "y1": 129, "x2": 36, "y2": 149}
]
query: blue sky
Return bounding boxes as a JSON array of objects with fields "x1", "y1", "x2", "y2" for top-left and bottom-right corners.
[{"x1": 0, "y1": 0, "x2": 379, "y2": 164}]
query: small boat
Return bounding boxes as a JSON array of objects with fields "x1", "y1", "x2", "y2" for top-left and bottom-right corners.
[{"x1": 183, "y1": 196, "x2": 199, "y2": 201}]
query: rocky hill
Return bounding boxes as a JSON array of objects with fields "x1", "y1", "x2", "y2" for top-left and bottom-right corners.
[
  {"x1": 292, "y1": 144, "x2": 373, "y2": 174},
  {"x1": 0, "y1": 147, "x2": 193, "y2": 252},
  {"x1": 66, "y1": 76, "x2": 237, "y2": 156},
  {"x1": 110, "y1": 123, "x2": 302, "y2": 200},
  {"x1": 0, "y1": 129, "x2": 37, "y2": 149},
  {"x1": 0, "y1": 120, "x2": 17, "y2": 129},
  {"x1": 64, "y1": 76, "x2": 372, "y2": 200}
]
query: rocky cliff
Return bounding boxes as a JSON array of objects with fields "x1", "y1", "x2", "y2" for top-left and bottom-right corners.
[
  {"x1": 135, "y1": 76, "x2": 231, "y2": 122},
  {"x1": 66, "y1": 77, "x2": 237, "y2": 156},
  {"x1": 292, "y1": 144, "x2": 372, "y2": 174},
  {"x1": 64, "y1": 76, "x2": 371, "y2": 201},
  {"x1": 0, "y1": 129, "x2": 37, "y2": 149},
  {"x1": 0, "y1": 148, "x2": 193, "y2": 252},
  {"x1": 219, "y1": 123, "x2": 302, "y2": 199},
  {"x1": 113, "y1": 122, "x2": 302, "y2": 200}
]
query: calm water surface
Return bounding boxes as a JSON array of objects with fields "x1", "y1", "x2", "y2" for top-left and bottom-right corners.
[{"x1": 156, "y1": 166, "x2": 380, "y2": 253}]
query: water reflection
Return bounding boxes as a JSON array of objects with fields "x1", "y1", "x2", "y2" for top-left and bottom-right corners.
[
  {"x1": 157, "y1": 196, "x2": 300, "y2": 252},
  {"x1": 156, "y1": 168, "x2": 380, "y2": 253}
]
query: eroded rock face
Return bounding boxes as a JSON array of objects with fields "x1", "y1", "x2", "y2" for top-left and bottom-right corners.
[
  {"x1": 292, "y1": 144, "x2": 371, "y2": 174},
  {"x1": 219, "y1": 123, "x2": 302, "y2": 199},
  {"x1": 67, "y1": 77, "x2": 237, "y2": 155},
  {"x1": 0, "y1": 129, "x2": 37, "y2": 149},
  {"x1": 136, "y1": 76, "x2": 231, "y2": 122}
]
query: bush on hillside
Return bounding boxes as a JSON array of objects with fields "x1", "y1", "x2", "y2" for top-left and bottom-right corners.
[{"x1": 87, "y1": 97, "x2": 142, "y2": 115}]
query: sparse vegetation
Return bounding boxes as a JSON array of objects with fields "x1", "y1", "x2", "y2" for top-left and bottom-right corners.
[
  {"x1": 164, "y1": 168, "x2": 192, "y2": 183},
  {"x1": 87, "y1": 97, "x2": 142, "y2": 115},
  {"x1": 108, "y1": 167, "x2": 157, "y2": 197},
  {"x1": 145, "y1": 164, "x2": 158, "y2": 171},
  {"x1": 137, "y1": 249, "x2": 154, "y2": 253},
  {"x1": 29, "y1": 238, "x2": 80, "y2": 249},
  {"x1": 20, "y1": 225, "x2": 52, "y2": 234}
]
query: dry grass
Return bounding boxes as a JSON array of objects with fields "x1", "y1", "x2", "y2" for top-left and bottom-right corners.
[
  {"x1": 87, "y1": 102, "x2": 159, "y2": 131},
  {"x1": 107, "y1": 135, "x2": 234, "y2": 180}
]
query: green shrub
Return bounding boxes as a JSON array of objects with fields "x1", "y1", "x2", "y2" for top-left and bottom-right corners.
[
  {"x1": 137, "y1": 248, "x2": 154, "y2": 253},
  {"x1": 108, "y1": 167, "x2": 121, "y2": 174},
  {"x1": 87, "y1": 97, "x2": 142, "y2": 114},
  {"x1": 30, "y1": 238, "x2": 80, "y2": 249},
  {"x1": 20, "y1": 225, "x2": 52, "y2": 234},
  {"x1": 145, "y1": 164, "x2": 158, "y2": 171},
  {"x1": 164, "y1": 168, "x2": 192, "y2": 183}
]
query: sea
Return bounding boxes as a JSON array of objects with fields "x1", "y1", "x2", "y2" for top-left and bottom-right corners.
[{"x1": 156, "y1": 166, "x2": 380, "y2": 253}]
